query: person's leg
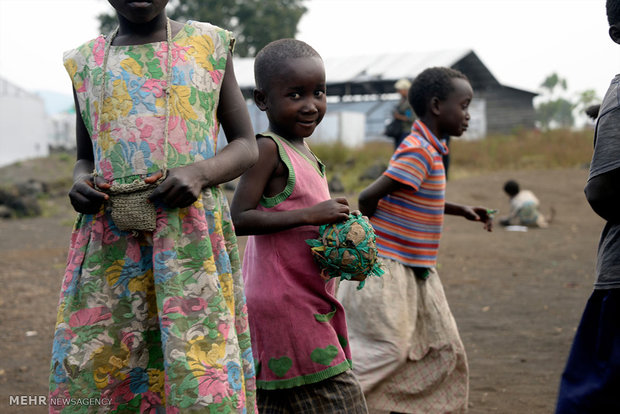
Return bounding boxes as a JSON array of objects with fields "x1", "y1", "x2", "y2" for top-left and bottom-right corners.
[
  {"x1": 337, "y1": 259, "x2": 414, "y2": 393},
  {"x1": 288, "y1": 371, "x2": 368, "y2": 414},
  {"x1": 556, "y1": 289, "x2": 620, "y2": 413},
  {"x1": 257, "y1": 388, "x2": 291, "y2": 414},
  {"x1": 365, "y1": 268, "x2": 468, "y2": 414}
]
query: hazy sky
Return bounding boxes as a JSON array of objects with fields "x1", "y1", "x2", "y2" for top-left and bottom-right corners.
[{"x1": 0, "y1": 0, "x2": 617, "y2": 102}]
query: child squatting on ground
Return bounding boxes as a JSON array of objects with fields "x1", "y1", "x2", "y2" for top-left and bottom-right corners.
[
  {"x1": 499, "y1": 180, "x2": 550, "y2": 228},
  {"x1": 230, "y1": 39, "x2": 369, "y2": 413},
  {"x1": 337, "y1": 67, "x2": 494, "y2": 414},
  {"x1": 555, "y1": 1, "x2": 620, "y2": 412},
  {"x1": 50, "y1": 0, "x2": 260, "y2": 412}
]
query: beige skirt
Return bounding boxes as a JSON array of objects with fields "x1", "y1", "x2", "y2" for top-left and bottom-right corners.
[{"x1": 337, "y1": 258, "x2": 468, "y2": 414}]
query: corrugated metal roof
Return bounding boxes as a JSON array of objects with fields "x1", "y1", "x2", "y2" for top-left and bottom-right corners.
[{"x1": 233, "y1": 49, "x2": 473, "y2": 89}]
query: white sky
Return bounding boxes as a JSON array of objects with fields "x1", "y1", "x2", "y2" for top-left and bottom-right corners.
[{"x1": 0, "y1": 0, "x2": 618, "y2": 103}]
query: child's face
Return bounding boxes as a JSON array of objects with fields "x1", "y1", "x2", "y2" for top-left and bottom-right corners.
[
  {"x1": 437, "y1": 78, "x2": 473, "y2": 137},
  {"x1": 108, "y1": 0, "x2": 169, "y2": 23},
  {"x1": 260, "y1": 56, "x2": 327, "y2": 140}
]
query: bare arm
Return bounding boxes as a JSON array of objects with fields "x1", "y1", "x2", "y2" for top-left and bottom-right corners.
[
  {"x1": 393, "y1": 111, "x2": 410, "y2": 122},
  {"x1": 358, "y1": 175, "x2": 404, "y2": 217},
  {"x1": 206, "y1": 51, "x2": 258, "y2": 184},
  {"x1": 231, "y1": 138, "x2": 349, "y2": 236},
  {"x1": 68, "y1": 87, "x2": 110, "y2": 213},
  {"x1": 149, "y1": 52, "x2": 258, "y2": 207},
  {"x1": 585, "y1": 167, "x2": 620, "y2": 223},
  {"x1": 445, "y1": 202, "x2": 493, "y2": 231}
]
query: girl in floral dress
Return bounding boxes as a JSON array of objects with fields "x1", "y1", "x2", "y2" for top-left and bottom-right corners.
[{"x1": 49, "y1": 1, "x2": 258, "y2": 412}]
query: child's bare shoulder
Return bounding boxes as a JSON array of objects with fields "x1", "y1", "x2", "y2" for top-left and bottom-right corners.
[
  {"x1": 256, "y1": 135, "x2": 287, "y2": 179},
  {"x1": 257, "y1": 134, "x2": 278, "y2": 152}
]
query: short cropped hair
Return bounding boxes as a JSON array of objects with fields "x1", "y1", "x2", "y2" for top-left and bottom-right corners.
[
  {"x1": 503, "y1": 180, "x2": 520, "y2": 196},
  {"x1": 607, "y1": 0, "x2": 620, "y2": 25},
  {"x1": 408, "y1": 67, "x2": 469, "y2": 117},
  {"x1": 254, "y1": 39, "x2": 322, "y2": 90}
]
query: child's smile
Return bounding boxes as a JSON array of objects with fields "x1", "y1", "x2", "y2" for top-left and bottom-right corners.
[
  {"x1": 128, "y1": 1, "x2": 153, "y2": 9},
  {"x1": 260, "y1": 56, "x2": 327, "y2": 141}
]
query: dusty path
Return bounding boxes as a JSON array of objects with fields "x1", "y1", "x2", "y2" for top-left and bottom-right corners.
[{"x1": 0, "y1": 167, "x2": 601, "y2": 413}]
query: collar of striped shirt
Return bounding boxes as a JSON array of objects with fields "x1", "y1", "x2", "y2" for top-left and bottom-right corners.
[{"x1": 410, "y1": 120, "x2": 449, "y2": 155}]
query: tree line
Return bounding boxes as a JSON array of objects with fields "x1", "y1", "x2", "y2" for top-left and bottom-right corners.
[{"x1": 98, "y1": 0, "x2": 307, "y2": 57}]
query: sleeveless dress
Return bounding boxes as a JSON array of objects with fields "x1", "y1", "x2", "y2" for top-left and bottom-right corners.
[
  {"x1": 242, "y1": 132, "x2": 353, "y2": 390},
  {"x1": 50, "y1": 21, "x2": 257, "y2": 413}
]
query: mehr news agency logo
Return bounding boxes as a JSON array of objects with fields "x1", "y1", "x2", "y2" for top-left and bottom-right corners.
[{"x1": 8, "y1": 395, "x2": 112, "y2": 407}]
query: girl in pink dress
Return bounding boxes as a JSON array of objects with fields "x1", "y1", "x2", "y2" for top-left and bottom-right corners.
[{"x1": 231, "y1": 39, "x2": 368, "y2": 413}]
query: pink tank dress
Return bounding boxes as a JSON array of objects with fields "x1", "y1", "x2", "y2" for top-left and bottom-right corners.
[{"x1": 242, "y1": 132, "x2": 353, "y2": 390}]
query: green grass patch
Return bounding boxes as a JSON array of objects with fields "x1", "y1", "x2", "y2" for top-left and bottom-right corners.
[
  {"x1": 311, "y1": 128, "x2": 594, "y2": 193},
  {"x1": 311, "y1": 141, "x2": 395, "y2": 193},
  {"x1": 449, "y1": 128, "x2": 593, "y2": 179}
]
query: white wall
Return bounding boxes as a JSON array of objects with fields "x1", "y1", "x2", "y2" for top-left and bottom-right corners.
[
  {"x1": 460, "y1": 98, "x2": 487, "y2": 141},
  {"x1": 0, "y1": 92, "x2": 49, "y2": 167},
  {"x1": 311, "y1": 111, "x2": 366, "y2": 146},
  {"x1": 230, "y1": 104, "x2": 366, "y2": 148},
  {"x1": 50, "y1": 112, "x2": 76, "y2": 150}
]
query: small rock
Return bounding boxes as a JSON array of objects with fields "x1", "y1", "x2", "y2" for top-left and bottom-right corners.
[
  {"x1": 328, "y1": 175, "x2": 345, "y2": 193},
  {"x1": 15, "y1": 179, "x2": 47, "y2": 197},
  {"x1": 0, "y1": 205, "x2": 12, "y2": 218}
]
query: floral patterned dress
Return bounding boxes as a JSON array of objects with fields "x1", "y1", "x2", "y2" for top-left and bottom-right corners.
[{"x1": 50, "y1": 21, "x2": 257, "y2": 413}]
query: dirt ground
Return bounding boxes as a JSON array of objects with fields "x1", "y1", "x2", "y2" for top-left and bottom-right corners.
[{"x1": 0, "y1": 167, "x2": 602, "y2": 413}]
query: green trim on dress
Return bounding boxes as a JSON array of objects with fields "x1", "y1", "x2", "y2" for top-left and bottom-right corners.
[
  {"x1": 258, "y1": 132, "x2": 297, "y2": 208},
  {"x1": 257, "y1": 131, "x2": 326, "y2": 208},
  {"x1": 279, "y1": 136, "x2": 325, "y2": 177},
  {"x1": 256, "y1": 359, "x2": 353, "y2": 390}
]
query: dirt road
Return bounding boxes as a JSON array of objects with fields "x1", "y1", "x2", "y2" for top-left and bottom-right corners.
[{"x1": 0, "y1": 167, "x2": 601, "y2": 413}]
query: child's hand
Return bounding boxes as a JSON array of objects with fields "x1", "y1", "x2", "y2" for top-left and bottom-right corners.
[
  {"x1": 462, "y1": 205, "x2": 494, "y2": 232},
  {"x1": 305, "y1": 197, "x2": 350, "y2": 225},
  {"x1": 69, "y1": 174, "x2": 110, "y2": 214},
  {"x1": 148, "y1": 166, "x2": 203, "y2": 208}
]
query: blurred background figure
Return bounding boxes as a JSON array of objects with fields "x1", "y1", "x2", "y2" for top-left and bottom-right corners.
[
  {"x1": 499, "y1": 180, "x2": 552, "y2": 228},
  {"x1": 385, "y1": 78, "x2": 415, "y2": 148}
]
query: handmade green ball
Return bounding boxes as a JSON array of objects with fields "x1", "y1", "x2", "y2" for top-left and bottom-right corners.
[{"x1": 306, "y1": 214, "x2": 384, "y2": 288}]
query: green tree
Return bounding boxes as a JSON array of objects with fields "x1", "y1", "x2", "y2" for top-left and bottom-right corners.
[
  {"x1": 575, "y1": 89, "x2": 600, "y2": 116},
  {"x1": 98, "y1": 0, "x2": 307, "y2": 57},
  {"x1": 535, "y1": 73, "x2": 575, "y2": 130}
]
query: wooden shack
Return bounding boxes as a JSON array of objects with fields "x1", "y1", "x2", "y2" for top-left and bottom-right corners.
[{"x1": 234, "y1": 49, "x2": 537, "y2": 140}]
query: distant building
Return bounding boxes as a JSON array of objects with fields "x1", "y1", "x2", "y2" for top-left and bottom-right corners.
[
  {"x1": 0, "y1": 77, "x2": 49, "y2": 166},
  {"x1": 233, "y1": 49, "x2": 537, "y2": 143},
  {"x1": 50, "y1": 109, "x2": 76, "y2": 151}
]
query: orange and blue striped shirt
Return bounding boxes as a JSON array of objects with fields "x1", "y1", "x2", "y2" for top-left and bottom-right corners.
[{"x1": 371, "y1": 120, "x2": 448, "y2": 268}]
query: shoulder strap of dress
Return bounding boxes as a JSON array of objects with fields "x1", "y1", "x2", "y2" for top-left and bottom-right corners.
[{"x1": 257, "y1": 132, "x2": 296, "y2": 208}]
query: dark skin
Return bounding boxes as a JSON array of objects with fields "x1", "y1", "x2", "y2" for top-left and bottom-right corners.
[
  {"x1": 359, "y1": 78, "x2": 493, "y2": 231},
  {"x1": 231, "y1": 56, "x2": 351, "y2": 236},
  {"x1": 68, "y1": 2, "x2": 257, "y2": 214},
  {"x1": 584, "y1": 22, "x2": 620, "y2": 223}
]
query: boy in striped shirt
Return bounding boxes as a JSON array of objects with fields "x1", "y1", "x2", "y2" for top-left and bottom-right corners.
[{"x1": 338, "y1": 67, "x2": 493, "y2": 414}]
